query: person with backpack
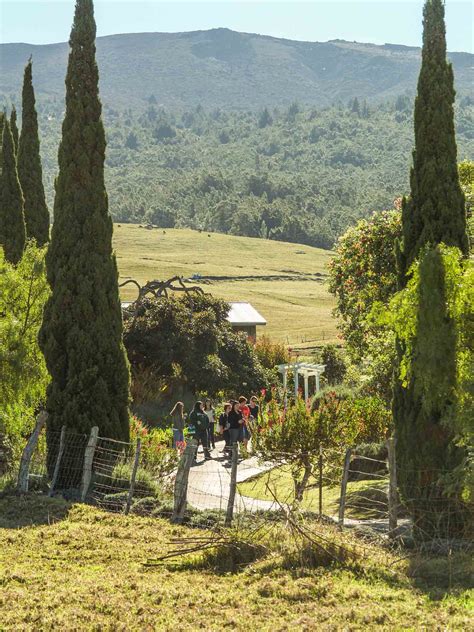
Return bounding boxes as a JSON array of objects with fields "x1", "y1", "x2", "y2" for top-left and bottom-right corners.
[{"x1": 189, "y1": 401, "x2": 211, "y2": 461}]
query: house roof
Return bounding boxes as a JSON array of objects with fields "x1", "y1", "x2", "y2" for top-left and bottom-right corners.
[
  {"x1": 227, "y1": 302, "x2": 267, "y2": 327},
  {"x1": 121, "y1": 300, "x2": 267, "y2": 327}
]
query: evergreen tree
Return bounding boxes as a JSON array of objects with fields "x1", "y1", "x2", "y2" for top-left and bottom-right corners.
[
  {"x1": 39, "y1": 0, "x2": 130, "y2": 484},
  {"x1": 0, "y1": 117, "x2": 26, "y2": 265},
  {"x1": 351, "y1": 97, "x2": 360, "y2": 115},
  {"x1": 0, "y1": 111, "x2": 4, "y2": 163},
  {"x1": 9, "y1": 107, "x2": 19, "y2": 155},
  {"x1": 258, "y1": 107, "x2": 272, "y2": 129},
  {"x1": 18, "y1": 58, "x2": 50, "y2": 246},
  {"x1": 393, "y1": 0, "x2": 469, "y2": 540},
  {"x1": 397, "y1": 0, "x2": 468, "y2": 282}
]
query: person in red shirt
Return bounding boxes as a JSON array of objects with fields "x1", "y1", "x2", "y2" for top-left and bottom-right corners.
[{"x1": 239, "y1": 396, "x2": 250, "y2": 448}]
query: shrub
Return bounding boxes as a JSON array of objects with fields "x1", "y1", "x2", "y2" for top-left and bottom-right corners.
[
  {"x1": 254, "y1": 334, "x2": 289, "y2": 370},
  {"x1": 319, "y1": 344, "x2": 346, "y2": 385},
  {"x1": 130, "y1": 416, "x2": 179, "y2": 477},
  {"x1": 109, "y1": 462, "x2": 159, "y2": 497},
  {"x1": 340, "y1": 396, "x2": 391, "y2": 444},
  {"x1": 124, "y1": 293, "x2": 269, "y2": 404}
]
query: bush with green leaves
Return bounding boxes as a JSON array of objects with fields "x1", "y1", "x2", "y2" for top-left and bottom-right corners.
[
  {"x1": 319, "y1": 344, "x2": 346, "y2": 386},
  {"x1": 123, "y1": 293, "x2": 268, "y2": 404},
  {"x1": 328, "y1": 209, "x2": 401, "y2": 361},
  {"x1": 0, "y1": 243, "x2": 50, "y2": 460},
  {"x1": 253, "y1": 334, "x2": 289, "y2": 370},
  {"x1": 253, "y1": 390, "x2": 389, "y2": 503},
  {"x1": 129, "y1": 415, "x2": 178, "y2": 477}
]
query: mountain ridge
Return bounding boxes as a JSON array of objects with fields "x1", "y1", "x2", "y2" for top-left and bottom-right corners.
[{"x1": 1, "y1": 28, "x2": 472, "y2": 110}]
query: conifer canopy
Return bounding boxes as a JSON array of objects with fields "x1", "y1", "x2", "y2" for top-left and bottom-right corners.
[
  {"x1": 0, "y1": 117, "x2": 26, "y2": 265},
  {"x1": 398, "y1": 0, "x2": 468, "y2": 282},
  {"x1": 393, "y1": 0, "x2": 470, "y2": 540},
  {"x1": 18, "y1": 58, "x2": 50, "y2": 246},
  {"x1": 39, "y1": 0, "x2": 130, "y2": 476},
  {"x1": 9, "y1": 107, "x2": 19, "y2": 156}
]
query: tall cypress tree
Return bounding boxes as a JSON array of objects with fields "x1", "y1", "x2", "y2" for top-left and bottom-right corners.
[
  {"x1": 9, "y1": 107, "x2": 19, "y2": 156},
  {"x1": 39, "y1": 0, "x2": 130, "y2": 484},
  {"x1": 0, "y1": 111, "x2": 4, "y2": 163},
  {"x1": 393, "y1": 0, "x2": 469, "y2": 539},
  {"x1": 18, "y1": 58, "x2": 50, "y2": 246},
  {"x1": 0, "y1": 117, "x2": 26, "y2": 265},
  {"x1": 397, "y1": 0, "x2": 468, "y2": 282}
]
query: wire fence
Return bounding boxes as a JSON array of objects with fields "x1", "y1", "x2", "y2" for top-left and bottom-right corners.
[{"x1": 5, "y1": 420, "x2": 473, "y2": 549}]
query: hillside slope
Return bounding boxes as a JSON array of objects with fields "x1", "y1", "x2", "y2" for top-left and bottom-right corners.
[
  {"x1": 114, "y1": 225, "x2": 337, "y2": 347},
  {"x1": 1, "y1": 28, "x2": 472, "y2": 109}
]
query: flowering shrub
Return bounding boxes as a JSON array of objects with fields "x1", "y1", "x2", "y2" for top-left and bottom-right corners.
[
  {"x1": 129, "y1": 415, "x2": 178, "y2": 476},
  {"x1": 328, "y1": 210, "x2": 401, "y2": 401},
  {"x1": 253, "y1": 391, "x2": 389, "y2": 502}
]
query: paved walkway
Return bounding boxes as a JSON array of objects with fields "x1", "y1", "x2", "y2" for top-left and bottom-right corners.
[
  {"x1": 186, "y1": 446, "x2": 279, "y2": 513},
  {"x1": 186, "y1": 444, "x2": 412, "y2": 537}
]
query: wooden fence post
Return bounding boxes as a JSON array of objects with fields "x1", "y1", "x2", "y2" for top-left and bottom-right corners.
[
  {"x1": 225, "y1": 443, "x2": 239, "y2": 527},
  {"x1": 386, "y1": 437, "x2": 398, "y2": 537},
  {"x1": 48, "y1": 426, "x2": 67, "y2": 497},
  {"x1": 80, "y1": 426, "x2": 99, "y2": 502},
  {"x1": 338, "y1": 448, "x2": 352, "y2": 528},
  {"x1": 17, "y1": 411, "x2": 48, "y2": 493},
  {"x1": 172, "y1": 441, "x2": 196, "y2": 523},
  {"x1": 124, "y1": 439, "x2": 141, "y2": 515},
  {"x1": 318, "y1": 444, "x2": 323, "y2": 519}
]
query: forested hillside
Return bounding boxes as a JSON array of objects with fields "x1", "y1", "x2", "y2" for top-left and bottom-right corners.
[
  {"x1": 25, "y1": 96, "x2": 474, "y2": 247},
  {"x1": 1, "y1": 29, "x2": 472, "y2": 109}
]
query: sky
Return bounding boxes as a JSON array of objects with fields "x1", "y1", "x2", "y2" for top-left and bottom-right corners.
[{"x1": 0, "y1": 0, "x2": 472, "y2": 52}]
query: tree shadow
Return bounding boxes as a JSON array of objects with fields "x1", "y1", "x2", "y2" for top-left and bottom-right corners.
[
  {"x1": 407, "y1": 551, "x2": 473, "y2": 601},
  {"x1": 0, "y1": 493, "x2": 72, "y2": 529}
]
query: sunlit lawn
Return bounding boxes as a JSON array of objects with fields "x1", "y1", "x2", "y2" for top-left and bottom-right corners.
[
  {"x1": 0, "y1": 496, "x2": 472, "y2": 630},
  {"x1": 113, "y1": 225, "x2": 338, "y2": 346},
  {"x1": 239, "y1": 466, "x2": 389, "y2": 519}
]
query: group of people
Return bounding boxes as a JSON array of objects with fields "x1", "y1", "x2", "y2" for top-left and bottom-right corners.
[{"x1": 169, "y1": 396, "x2": 260, "y2": 461}]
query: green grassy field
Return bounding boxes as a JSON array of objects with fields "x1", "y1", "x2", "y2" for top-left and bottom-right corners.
[
  {"x1": 239, "y1": 468, "x2": 389, "y2": 520},
  {"x1": 113, "y1": 225, "x2": 337, "y2": 348},
  {"x1": 0, "y1": 496, "x2": 472, "y2": 630}
]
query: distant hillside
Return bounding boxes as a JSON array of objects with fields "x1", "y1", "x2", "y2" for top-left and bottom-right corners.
[
  {"x1": 1, "y1": 28, "x2": 472, "y2": 109},
  {"x1": 114, "y1": 225, "x2": 336, "y2": 347},
  {"x1": 25, "y1": 100, "x2": 474, "y2": 249}
]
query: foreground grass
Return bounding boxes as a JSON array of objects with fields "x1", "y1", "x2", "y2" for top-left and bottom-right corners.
[
  {"x1": 113, "y1": 225, "x2": 337, "y2": 346},
  {"x1": 0, "y1": 496, "x2": 472, "y2": 630},
  {"x1": 239, "y1": 466, "x2": 389, "y2": 519}
]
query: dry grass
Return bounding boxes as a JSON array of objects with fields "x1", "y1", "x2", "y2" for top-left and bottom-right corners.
[
  {"x1": 113, "y1": 225, "x2": 337, "y2": 346},
  {"x1": 0, "y1": 496, "x2": 472, "y2": 630}
]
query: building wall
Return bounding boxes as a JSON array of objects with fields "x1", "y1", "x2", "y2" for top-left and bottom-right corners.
[{"x1": 232, "y1": 324, "x2": 257, "y2": 342}]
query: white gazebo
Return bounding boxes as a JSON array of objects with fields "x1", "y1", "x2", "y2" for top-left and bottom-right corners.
[{"x1": 278, "y1": 362, "x2": 326, "y2": 403}]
